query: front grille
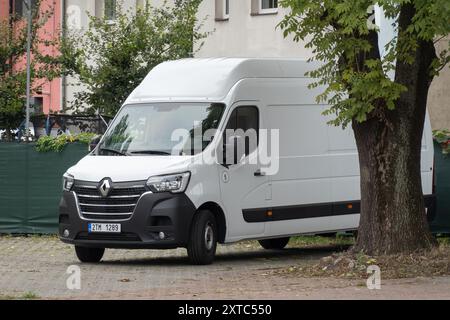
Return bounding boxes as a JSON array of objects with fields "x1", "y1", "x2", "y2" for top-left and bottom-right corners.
[{"x1": 73, "y1": 181, "x2": 147, "y2": 221}]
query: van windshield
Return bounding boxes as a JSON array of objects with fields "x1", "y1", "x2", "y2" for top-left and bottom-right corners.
[{"x1": 97, "y1": 103, "x2": 225, "y2": 156}]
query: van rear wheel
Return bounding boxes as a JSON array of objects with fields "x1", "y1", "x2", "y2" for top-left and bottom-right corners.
[
  {"x1": 258, "y1": 237, "x2": 290, "y2": 250},
  {"x1": 75, "y1": 246, "x2": 105, "y2": 263},
  {"x1": 187, "y1": 210, "x2": 218, "y2": 265}
]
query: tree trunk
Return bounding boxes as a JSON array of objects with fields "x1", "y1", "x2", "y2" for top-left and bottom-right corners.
[{"x1": 352, "y1": 3, "x2": 438, "y2": 255}]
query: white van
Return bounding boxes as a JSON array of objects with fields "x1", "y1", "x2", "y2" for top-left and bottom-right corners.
[{"x1": 59, "y1": 58, "x2": 435, "y2": 264}]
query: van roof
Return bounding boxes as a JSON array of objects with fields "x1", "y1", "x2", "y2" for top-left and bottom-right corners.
[{"x1": 125, "y1": 58, "x2": 317, "y2": 103}]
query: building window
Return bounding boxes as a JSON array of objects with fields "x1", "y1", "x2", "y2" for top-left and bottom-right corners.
[
  {"x1": 261, "y1": 0, "x2": 278, "y2": 10},
  {"x1": 225, "y1": 0, "x2": 230, "y2": 15},
  {"x1": 215, "y1": 0, "x2": 230, "y2": 21},
  {"x1": 104, "y1": 0, "x2": 117, "y2": 21},
  {"x1": 14, "y1": 0, "x2": 23, "y2": 16},
  {"x1": 14, "y1": 0, "x2": 38, "y2": 18},
  {"x1": 251, "y1": 0, "x2": 278, "y2": 15}
]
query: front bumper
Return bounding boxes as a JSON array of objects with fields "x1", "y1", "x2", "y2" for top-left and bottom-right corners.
[{"x1": 58, "y1": 191, "x2": 196, "y2": 249}]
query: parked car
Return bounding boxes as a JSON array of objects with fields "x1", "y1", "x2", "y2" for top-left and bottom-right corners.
[{"x1": 59, "y1": 58, "x2": 435, "y2": 264}]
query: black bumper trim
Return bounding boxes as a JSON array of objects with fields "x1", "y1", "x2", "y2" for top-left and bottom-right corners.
[
  {"x1": 243, "y1": 194, "x2": 436, "y2": 223},
  {"x1": 59, "y1": 190, "x2": 196, "y2": 249}
]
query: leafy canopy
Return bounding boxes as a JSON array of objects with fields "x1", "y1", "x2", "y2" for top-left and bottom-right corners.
[
  {"x1": 279, "y1": 0, "x2": 450, "y2": 127},
  {"x1": 62, "y1": 0, "x2": 207, "y2": 116}
]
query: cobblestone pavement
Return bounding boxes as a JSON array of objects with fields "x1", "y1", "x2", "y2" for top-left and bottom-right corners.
[{"x1": 0, "y1": 236, "x2": 449, "y2": 300}]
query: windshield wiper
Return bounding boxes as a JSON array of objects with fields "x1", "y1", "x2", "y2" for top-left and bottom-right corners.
[
  {"x1": 130, "y1": 150, "x2": 172, "y2": 156},
  {"x1": 99, "y1": 147, "x2": 130, "y2": 156}
]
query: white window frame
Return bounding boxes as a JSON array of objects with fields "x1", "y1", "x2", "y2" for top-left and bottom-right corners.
[
  {"x1": 215, "y1": 0, "x2": 230, "y2": 21},
  {"x1": 104, "y1": 0, "x2": 117, "y2": 23},
  {"x1": 251, "y1": 0, "x2": 278, "y2": 15}
]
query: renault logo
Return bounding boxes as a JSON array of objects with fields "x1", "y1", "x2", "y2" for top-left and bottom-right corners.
[{"x1": 98, "y1": 179, "x2": 112, "y2": 197}]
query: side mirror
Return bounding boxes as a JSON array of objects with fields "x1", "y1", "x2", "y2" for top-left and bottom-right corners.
[{"x1": 89, "y1": 135, "x2": 102, "y2": 152}]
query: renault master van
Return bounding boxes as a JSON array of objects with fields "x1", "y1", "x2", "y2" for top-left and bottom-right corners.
[{"x1": 59, "y1": 58, "x2": 435, "y2": 265}]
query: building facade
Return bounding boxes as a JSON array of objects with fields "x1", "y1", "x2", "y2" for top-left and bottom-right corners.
[
  {"x1": 195, "y1": 0, "x2": 449, "y2": 130},
  {"x1": 1, "y1": 0, "x2": 448, "y2": 129},
  {"x1": 1, "y1": 0, "x2": 62, "y2": 115}
]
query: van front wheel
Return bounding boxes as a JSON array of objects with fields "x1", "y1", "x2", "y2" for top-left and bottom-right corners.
[
  {"x1": 75, "y1": 246, "x2": 105, "y2": 263},
  {"x1": 258, "y1": 237, "x2": 290, "y2": 250},
  {"x1": 187, "y1": 210, "x2": 217, "y2": 265}
]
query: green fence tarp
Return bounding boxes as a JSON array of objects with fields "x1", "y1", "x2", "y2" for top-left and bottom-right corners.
[
  {"x1": 431, "y1": 142, "x2": 450, "y2": 233},
  {"x1": 0, "y1": 142, "x2": 88, "y2": 234},
  {"x1": 0, "y1": 141, "x2": 449, "y2": 234}
]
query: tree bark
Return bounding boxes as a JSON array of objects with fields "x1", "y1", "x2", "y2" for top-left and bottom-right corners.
[{"x1": 352, "y1": 3, "x2": 437, "y2": 255}]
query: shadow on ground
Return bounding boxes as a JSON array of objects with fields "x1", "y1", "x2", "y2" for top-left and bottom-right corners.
[{"x1": 98, "y1": 245, "x2": 351, "y2": 267}]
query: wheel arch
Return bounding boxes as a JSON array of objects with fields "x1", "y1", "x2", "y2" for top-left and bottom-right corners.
[{"x1": 197, "y1": 202, "x2": 227, "y2": 244}]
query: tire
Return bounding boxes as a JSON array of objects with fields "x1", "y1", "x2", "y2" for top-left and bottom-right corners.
[
  {"x1": 187, "y1": 210, "x2": 218, "y2": 265},
  {"x1": 258, "y1": 237, "x2": 290, "y2": 250},
  {"x1": 75, "y1": 246, "x2": 105, "y2": 263}
]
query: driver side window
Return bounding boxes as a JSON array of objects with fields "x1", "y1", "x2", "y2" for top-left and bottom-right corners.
[{"x1": 223, "y1": 106, "x2": 259, "y2": 163}]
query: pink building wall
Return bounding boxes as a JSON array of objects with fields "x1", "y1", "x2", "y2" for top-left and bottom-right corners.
[
  {"x1": 1, "y1": 0, "x2": 61, "y2": 115},
  {"x1": 0, "y1": 1, "x2": 8, "y2": 19}
]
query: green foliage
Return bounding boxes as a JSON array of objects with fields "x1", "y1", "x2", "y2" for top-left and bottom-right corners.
[
  {"x1": 21, "y1": 292, "x2": 39, "y2": 300},
  {"x1": 35, "y1": 133, "x2": 96, "y2": 152},
  {"x1": 279, "y1": 0, "x2": 450, "y2": 127},
  {"x1": 61, "y1": 0, "x2": 207, "y2": 116},
  {"x1": 0, "y1": 69, "x2": 26, "y2": 138},
  {"x1": 0, "y1": 1, "x2": 62, "y2": 140},
  {"x1": 433, "y1": 129, "x2": 450, "y2": 154}
]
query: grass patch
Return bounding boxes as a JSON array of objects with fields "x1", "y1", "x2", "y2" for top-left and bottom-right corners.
[
  {"x1": 0, "y1": 291, "x2": 40, "y2": 300},
  {"x1": 21, "y1": 292, "x2": 39, "y2": 300},
  {"x1": 289, "y1": 234, "x2": 355, "y2": 247},
  {"x1": 237, "y1": 234, "x2": 355, "y2": 250},
  {"x1": 279, "y1": 240, "x2": 450, "y2": 280},
  {"x1": 438, "y1": 237, "x2": 450, "y2": 246}
]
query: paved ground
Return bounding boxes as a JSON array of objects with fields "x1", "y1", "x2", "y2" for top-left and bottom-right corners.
[{"x1": 0, "y1": 236, "x2": 449, "y2": 300}]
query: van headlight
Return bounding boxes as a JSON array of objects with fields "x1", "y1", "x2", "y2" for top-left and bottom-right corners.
[
  {"x1": 63, "y1": 173, "x2": 74, "y2": 191},
  {"x1": 146, "y1": 172, "x2": 190, "y2": 193}
]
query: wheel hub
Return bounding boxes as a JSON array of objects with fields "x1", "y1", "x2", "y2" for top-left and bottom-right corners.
[{"x1": 204, "y1": 223, "x2": 214, "y2": 250}]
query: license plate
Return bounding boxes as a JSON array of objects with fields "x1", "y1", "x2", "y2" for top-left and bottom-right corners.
[{"x1": 88, "y1": 223, "x2": 121, "y2": 233}]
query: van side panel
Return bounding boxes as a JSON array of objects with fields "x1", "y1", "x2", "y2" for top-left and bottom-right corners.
[
  {"x1": 325, "y1": 121, "x2": 360, "y2": 203},
  {"x1": 266, "y1": 104, "x2": 332, "y2": 207},
  {"x1": 421, "y1": 114, "x2": 434, "y2": 196},
  {"x1": 264, "y1": 104, "x2": 360, "y2": 236},
  {"x1": 230, "y1": 77, "x2": 434, "y2": 239}
]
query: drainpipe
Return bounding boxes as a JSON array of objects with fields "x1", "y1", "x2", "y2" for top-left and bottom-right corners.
[
  {"x1": 8, "y1": 0, "x2": 13, "y2": 66},
  {"x1": 25, "y1": 0, "x2": 32, "y2": 140},
  {"x1": 60, "y1": 0, "x2": 66, "y2": 113}
]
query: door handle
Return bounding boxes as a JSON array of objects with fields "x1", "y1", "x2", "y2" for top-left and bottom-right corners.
[{"x1": 254, "y1": 169, "x2": 265, "y2": 177}]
